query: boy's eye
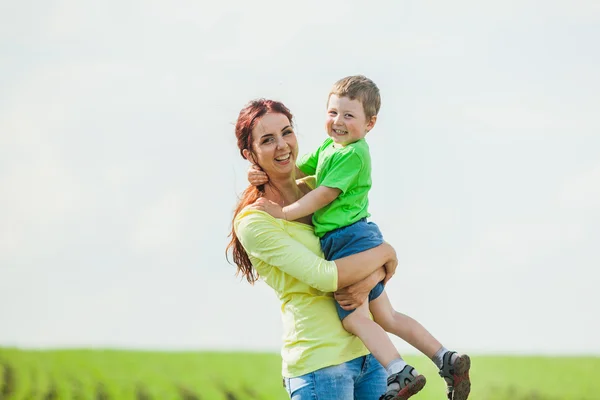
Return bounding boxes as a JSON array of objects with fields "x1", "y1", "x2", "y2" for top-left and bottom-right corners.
[
  {"x1": 345, "y1": 113, "x2": 353, "y2": 118},
  {"x1": 328, "y1": 111, "x2": 337, "y2": 116}
]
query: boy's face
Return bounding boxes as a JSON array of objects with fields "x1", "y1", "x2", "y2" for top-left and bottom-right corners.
[{"x1": 325, "y1": 94, "x2": 377, "y2": 146}]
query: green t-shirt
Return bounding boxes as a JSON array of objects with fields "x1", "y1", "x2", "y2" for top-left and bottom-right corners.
[{"x1": 297, "y1": 137, "x2": 371, "y2": 237}]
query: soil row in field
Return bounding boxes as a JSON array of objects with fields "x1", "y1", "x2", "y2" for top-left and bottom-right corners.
[{"x1": 0, "y1": 361, "x2": 261, "y2": 400}]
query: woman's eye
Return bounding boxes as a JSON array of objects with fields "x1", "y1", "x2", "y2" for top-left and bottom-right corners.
[{"x1": 283, "y1": 130, "x2": 293, "y2": 136}]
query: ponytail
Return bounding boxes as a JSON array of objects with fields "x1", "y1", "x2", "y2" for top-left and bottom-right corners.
[
  {"x1": 226, "y1": 185, "x2": 263, "y2": 284},
  {"x1": 227, "y1": 98, "x2": 293, "y2": 284}
]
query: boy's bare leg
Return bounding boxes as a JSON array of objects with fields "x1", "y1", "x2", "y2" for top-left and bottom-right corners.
[
  {"x1": 369, "y1": 291, "x2": 442, "y2": 358},
  {"x1": 342, "y1": 301, "x2": 400, "y2": 367},
  {"x1": 370, "y1": 291, "x2": 471, "y2": 400},
  {"x1": 343, "y1": 302, "x2": 426, "y2": 399}
]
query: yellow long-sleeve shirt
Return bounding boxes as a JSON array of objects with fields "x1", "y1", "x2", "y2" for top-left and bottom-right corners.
[{"x1": 234, "y1": 208, "x2": 369, "y2": 378}]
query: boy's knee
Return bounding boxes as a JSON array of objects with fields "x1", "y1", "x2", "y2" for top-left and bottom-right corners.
[
  {"x1": 342, "y1": 310, "x2": 368, "y2": 334},
  {"x1": 374, "y1": 310, "x2": 397, "y2": 332},
  {"x1": 341, "y1": 316, "x2": 355, "y2": 334}
]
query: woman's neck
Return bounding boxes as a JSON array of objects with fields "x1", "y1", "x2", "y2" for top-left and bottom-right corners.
[{"x1": 263, "y1": 175, "x2": 304, "y2": 207}]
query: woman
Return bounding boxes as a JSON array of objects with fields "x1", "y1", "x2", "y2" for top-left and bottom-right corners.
[{"x1": 227, "y1": 99, "x2": 397, "y2": 399}]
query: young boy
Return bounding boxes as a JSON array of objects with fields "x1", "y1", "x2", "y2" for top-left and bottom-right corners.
[{"x1": 249, "y1": 75, "x2": 471, "y2": 400}]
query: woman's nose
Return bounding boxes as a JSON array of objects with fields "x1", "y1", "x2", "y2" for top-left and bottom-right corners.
[{"x1": 276, "y1": 137, "x2": 287, "y2": 149}]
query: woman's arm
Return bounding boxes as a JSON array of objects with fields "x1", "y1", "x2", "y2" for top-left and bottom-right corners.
[
  {"x1": 334, "y1": 242, "x2": 397, "y2": 289},
  {"x1": 235, "y1": 208, "x2": 396, "y2": 292},
  {"x1": 235, "y1": 209, "x2": 339, "y2": 292}
]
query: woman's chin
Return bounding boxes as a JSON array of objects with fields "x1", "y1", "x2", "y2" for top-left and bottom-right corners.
[{"x1": 266, "y1": 165, "x2": 294, "y2": 178}]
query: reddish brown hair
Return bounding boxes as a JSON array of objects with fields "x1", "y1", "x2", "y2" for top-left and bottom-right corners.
[{"x1": 226, "y1": 99, "x2": 294, "y2": 284}]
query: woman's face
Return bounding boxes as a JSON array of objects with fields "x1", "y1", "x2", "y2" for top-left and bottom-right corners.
[{"x1": 244, "y1": 112, "x2": 298, "y2": 178}]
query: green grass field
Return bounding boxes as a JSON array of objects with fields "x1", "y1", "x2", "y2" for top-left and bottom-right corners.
[{"x1": 0, "y1": 348, "x2": 598, "y2": 399}]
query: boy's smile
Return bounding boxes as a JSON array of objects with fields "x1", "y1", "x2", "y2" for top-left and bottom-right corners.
[{"x1": 325, "y1": 94, "x2": 376, "y2": 146}]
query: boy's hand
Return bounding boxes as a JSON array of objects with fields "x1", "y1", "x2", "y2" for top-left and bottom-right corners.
[
  {"x1": 248, "y1": 164, "x2": 269, "y2": 186},
  {"x1": 252, "y1": 197, "x2": 285, "y2": 219}
]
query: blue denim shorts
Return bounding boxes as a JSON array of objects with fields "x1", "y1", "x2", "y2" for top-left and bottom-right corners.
[
  {"x1": 283, "y1": 354, "x2": 386, "y2": 400},
  {"x1": 320, "y1": 219, "x2": 385, "y2": 320}
]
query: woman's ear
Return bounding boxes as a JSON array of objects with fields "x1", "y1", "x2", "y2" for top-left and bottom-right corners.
[{"x1": 242, "y1": 149, "x2": 257, "y2": 165}]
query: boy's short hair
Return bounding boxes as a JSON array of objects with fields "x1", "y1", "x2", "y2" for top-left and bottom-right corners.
[{"x1": 329, "y1": 75, "x2": 381, "y2": 119}]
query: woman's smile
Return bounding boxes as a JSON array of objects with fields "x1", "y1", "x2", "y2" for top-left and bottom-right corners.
[{"x1": 275, "y1": 152, "x2": 292, "y2": 164}]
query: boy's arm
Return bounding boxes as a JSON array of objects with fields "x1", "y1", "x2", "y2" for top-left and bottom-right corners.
[
  {"x1": 283, "y1": 185, "x2": 340, "y2": 221},
  {"x1": 246, "y1": 164, "x2": 309, "y2": 187},
  {"x1": 252, "y1": 186, "x2": 340, "y2": 220}
]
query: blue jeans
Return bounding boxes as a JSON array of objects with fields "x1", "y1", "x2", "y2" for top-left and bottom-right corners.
[
  {"x1": 320, "y1": 219, "x2": 385, "y2": 319},
  {"x1": 284, "y1": 354, "x2": 387, "y2": 400}
]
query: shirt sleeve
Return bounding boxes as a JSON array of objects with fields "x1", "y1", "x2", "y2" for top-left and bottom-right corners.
[
  {"x1": 297, "y1": 149, "x2": 318, "y2": 176},
  {"x1": 296, "y1": 138, "x2": 332, "y2": 175},
  {"x1": 320, "y1": 150, "x2": 362, "y2": 194},
  {"x1": 234, "y1": 209, "x2": 338, "y2": 292}
]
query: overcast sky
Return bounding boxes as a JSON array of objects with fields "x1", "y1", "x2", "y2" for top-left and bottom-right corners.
[{"x1": 1, "y1": 0, "x2": 599, "y2": 355}]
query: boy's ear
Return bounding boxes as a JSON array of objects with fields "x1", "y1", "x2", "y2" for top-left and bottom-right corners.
[{"x1": 366, "y1": 115, "x2": 377, "y2": 132}]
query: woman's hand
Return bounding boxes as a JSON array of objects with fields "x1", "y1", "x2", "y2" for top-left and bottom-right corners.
[
  {"x1": 334, "y1": 268, "x2": 385, "y2": 310},
  {"x1": 250, "y1": 197, "x2": 285, "y2": 219},
  {"x1": 248, "y1": 164, "x2": 269, "y2": 186},
  {"x1": 381, "y1": 243, "x2": 398, "y2": 284}
]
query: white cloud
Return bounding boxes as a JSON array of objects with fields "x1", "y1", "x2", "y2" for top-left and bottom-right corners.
[
  {"x1": 461, "y1": 103, "x2": 600, "y2": 137},
  {"x1": 129, "y1": 191, "x2": 188, "y2": 255},
  {"x1": 460, "y1": 161, "x2": 600, "y2": 274},
  {"x1": 0, "y1": 142, "x2": 81, "y2": 262},
  {"x1": 559, "y1": 162, "x2": 600, "y2": 211},
  {"x1": 1, "y1": 0, "x2": 599, "y2": 354}
]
